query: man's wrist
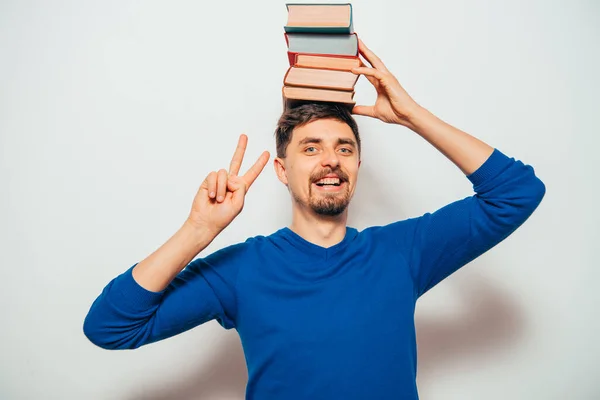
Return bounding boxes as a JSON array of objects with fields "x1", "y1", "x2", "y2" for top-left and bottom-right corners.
[
  {"x1": 401, "y1": 105, "x2": 434, "y2": 132},
  {"x1": 182, "y1": 219, "x2": 219, "y2": 248}
]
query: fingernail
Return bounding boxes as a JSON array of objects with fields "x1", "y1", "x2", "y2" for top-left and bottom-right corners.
[
  {"x1": 217, "y1": 196, "x2": 224, "y2": 202},
  {"x1": 210, "y1": 192, "x2": 215, "y2": 198}
]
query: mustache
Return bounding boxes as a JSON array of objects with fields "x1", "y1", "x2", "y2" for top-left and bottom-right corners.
[{"x1": 310, "y1": 167, "x2": 349, "y2": 183}]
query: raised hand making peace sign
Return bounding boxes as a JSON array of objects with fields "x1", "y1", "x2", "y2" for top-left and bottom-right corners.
[{"x1": 187, "y1": 134, "x2": 270, "y2": 235}]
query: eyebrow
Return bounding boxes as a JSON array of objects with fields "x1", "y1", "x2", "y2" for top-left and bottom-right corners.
[{"x1": 298, "y1": 137, "x2": 357, "y2": 148}]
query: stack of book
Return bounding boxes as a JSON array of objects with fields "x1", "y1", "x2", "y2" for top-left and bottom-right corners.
[{"x1": 282, "y1": 3, "x2": 361, "y2": 110}]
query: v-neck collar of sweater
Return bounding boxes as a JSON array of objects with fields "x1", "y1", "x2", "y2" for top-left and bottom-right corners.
[{"x1": 275, "y1": 226, "x2": 359, "y2": 261}]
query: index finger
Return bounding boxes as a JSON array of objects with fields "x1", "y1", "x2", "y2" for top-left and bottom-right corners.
[
  {"x1": 358, "y1": 39, "x2": 389, "y2": 73},
  {"x1": 242, "y1": 151, "x2": 270, "y2": 190},
  {"x1": 229, "y1": 134, "x2": 247, "y2": 176}
]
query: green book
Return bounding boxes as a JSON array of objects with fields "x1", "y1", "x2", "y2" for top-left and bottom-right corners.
[
  {"x1": 284, "y1": 3, "x2": 354, "y2": 34},
  {"x1": 285, "y1": 32, "x2": 358, "y2": 57}
]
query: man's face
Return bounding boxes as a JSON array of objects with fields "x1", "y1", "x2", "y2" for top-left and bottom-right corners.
[{"x1": 275, "y1": 118, "x2": 361, "y2": 217}]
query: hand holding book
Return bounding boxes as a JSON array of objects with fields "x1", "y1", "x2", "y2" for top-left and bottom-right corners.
[
  {"x1": 351, "y1": 39, "x2": 422, "y2": 127},
  {"x1": 280, "y1": 3, "x2": 419, "y2": 118}
]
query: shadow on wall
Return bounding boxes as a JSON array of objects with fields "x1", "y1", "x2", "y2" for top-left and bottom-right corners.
[
  {"x1": 416, "y1": 271, "x2": 525, "y2": 375},
  {"x1": 128, "y1": 331, "x2": 248, "y2": 400}
]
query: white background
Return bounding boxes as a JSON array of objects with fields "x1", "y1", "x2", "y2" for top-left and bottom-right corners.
[{"x1": 1, "y1": 0, "x2": 598, "y2": 399}]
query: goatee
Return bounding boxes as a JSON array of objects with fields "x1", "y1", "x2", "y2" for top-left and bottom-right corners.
[
  {"x1": 310, "y1": 193, "x2": 351, "y2": 216},
  {"x1": 304, "y1": 167, "x2": 352, "y2": 216}
]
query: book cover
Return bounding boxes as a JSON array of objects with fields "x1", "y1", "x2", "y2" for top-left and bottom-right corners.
[
  {"x1": 294, "y1": 54, "x2": 362, "y2": 71},
  {"x1": 283, "y1": 86, "x2": 356, "y2": 111},
  {"x1": 283, "y1": 66, "x2": 359, "y2": 91},
  {"x1": 284, "y1": 3, "x2": 353, "y2": 34},
  {"x1": 284, "y1": 32, "x2": 359, "y2": 65}
]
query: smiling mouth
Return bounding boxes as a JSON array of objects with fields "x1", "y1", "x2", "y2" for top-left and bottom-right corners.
[
  {"x1": 315, "y1": 182, "x2": 342, "y2": 187},
  {"x1": 314, "y1": 176, "x2": 345, "y2": 187},
  {"x1": 313, "y1": 179, "x2": 347, "y2": 192}
]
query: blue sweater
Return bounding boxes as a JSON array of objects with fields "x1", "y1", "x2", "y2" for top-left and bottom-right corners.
[{"x1": 84, "y1": 149, "x2": 545, "y2": 399}]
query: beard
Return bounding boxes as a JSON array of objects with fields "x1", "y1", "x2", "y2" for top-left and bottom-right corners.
[
  {"x1": 309, "y1": 188, "x2": 351, "y2": 216},
  {"x1": 292, "y1": 167, "x2": 352, "y2": 216}
]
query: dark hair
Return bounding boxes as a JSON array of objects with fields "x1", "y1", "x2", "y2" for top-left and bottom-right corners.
[{"x1": 274, "y1": 103, "x2": 361, "y2": 158}]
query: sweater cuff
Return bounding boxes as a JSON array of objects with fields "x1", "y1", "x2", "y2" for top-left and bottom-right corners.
[
  {"x1": 108, "y1": 264, "x2": 165, "y2": 312},
  {"x1": 466, "y1": 148, "x2": 513, "y2": 187}
]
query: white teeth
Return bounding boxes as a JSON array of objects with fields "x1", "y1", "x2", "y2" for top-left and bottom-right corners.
[{"x1": 316, "y1": 177, "x2": 340, "y2": 185}]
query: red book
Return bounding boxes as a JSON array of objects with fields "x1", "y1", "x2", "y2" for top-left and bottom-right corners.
[{"x1": 294, "y1": 54, "x2": 362, "y2": 71}]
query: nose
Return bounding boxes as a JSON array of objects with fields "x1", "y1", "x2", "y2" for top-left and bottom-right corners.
[{"x1": 320, "y1": 148, "x2": 340, "y2": 168}]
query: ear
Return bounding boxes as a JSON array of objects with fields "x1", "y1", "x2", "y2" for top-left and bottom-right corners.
[{"x1": 273, "y1": 157, "x2": 289, "y2": 185}]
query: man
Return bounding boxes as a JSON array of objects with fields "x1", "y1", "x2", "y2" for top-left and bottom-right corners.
[{"x1": 84, "y1": 40, "x2": 546, "y2": 399}]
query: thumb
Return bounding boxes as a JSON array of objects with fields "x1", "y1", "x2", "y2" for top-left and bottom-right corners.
[
  {"x1": 352, "y1": 105, "x2": 375, "y2": 118},
  {"x1": 228, "y1": 177, "x2": 247, "y2": 208}
]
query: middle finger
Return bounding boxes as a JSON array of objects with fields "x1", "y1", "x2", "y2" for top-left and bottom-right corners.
[{"x1": 229, "y1": 134, "x2": 248, "y2": 176}]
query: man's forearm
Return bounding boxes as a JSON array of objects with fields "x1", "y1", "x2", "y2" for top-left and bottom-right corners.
[
  {"x1": 131, "y1": 221, "x2": 217, "y2": 292},
  {"x1": 406, "y1": 106, "x2": 494, "y2": 176}
]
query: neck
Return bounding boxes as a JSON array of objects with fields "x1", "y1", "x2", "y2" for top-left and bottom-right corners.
[{"x1": 289, "y1": 204, "x2": 349, "y2": 248}]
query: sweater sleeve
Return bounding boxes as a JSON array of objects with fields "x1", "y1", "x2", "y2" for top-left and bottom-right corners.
[
  {"x1": 390, "y1": 149, "x2": 546, "y2": 298},
  {"x1": 83, "y1": 241, "x2": 249, "y2": 350}
]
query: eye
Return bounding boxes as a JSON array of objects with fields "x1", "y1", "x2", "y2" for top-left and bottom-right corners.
[
  {"x1": 339, "y1": 148, "x2": 353, "y2": 154},
  {"x1": 304, "y1": 146, "x2": 318, "y2": 153}
]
